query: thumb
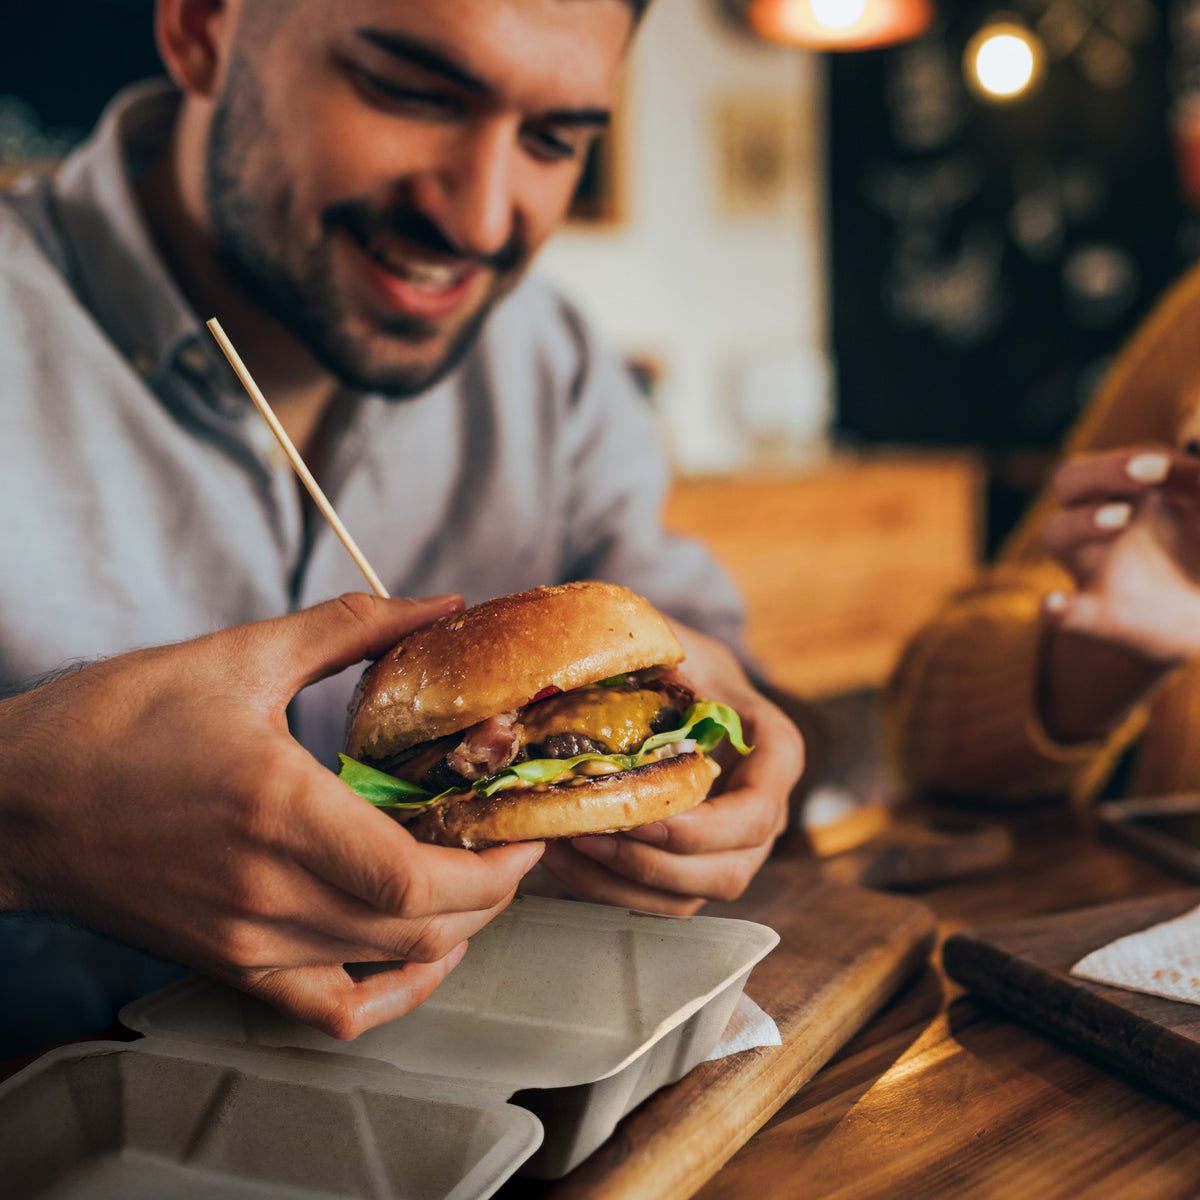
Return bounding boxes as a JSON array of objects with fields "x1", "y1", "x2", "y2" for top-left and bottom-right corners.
[
  {"x1": 1042, "y1": 589, "x2": 1105, "y2": 639},
  {"x1": 258, "y1": 592, "x2": 464, "y2": 694}
]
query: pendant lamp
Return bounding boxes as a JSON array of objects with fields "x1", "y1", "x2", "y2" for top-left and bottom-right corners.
[{"x1": 742, "y1": 0, "x2": 933, "y2": 51}]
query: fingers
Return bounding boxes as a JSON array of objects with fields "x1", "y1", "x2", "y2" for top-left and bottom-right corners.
[
  {"x1": 539, "y1": 840, "x2": 708, "y2": 915},
  {"x1": 1040, "y1": 500, "x2": 1132, "y2": 563},
  {"x1": 541, "y1": 754, "x2": 788, "y2": 911},
  {"x1": 241, "y1": 941, "x2": 470, "y2": 1040},
  {"x1": 212, "y1": 875, "x2": 524, "y2": 972},
  {"x1": 633, "y1": 765, "x2": 788, "y2": 855},
  {"x1": 290, "y1": 775, "x2": 545, "y2": 920},
  {"x1": 1041, "y1": 589, "x2": 1110, "y2": 642},
  {"x1": 250, "y1": 592, "x2": 466, "y2": 696},
  {"x1": 1052, "y1": 448, "x2": 1200, "y2": 507},
  {"x1": 1041, "y1": 569, "x2": 1200, "y2": 664}
]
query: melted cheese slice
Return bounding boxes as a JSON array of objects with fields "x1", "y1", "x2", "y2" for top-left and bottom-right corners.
[{"x1": 520, "y1": 687, "x2": 666, "y2": 754}]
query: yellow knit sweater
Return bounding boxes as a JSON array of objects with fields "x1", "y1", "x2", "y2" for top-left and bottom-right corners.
[{"x1": 885, "y1": 262, "x2": 1200, "y2": 804}]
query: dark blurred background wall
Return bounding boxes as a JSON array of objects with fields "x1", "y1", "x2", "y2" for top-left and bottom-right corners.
[
  {"x1": 1, "y1": 1, "x2": 159, "y2": 152},
  {"x1": 829, "y1": 0, "x2": 1193, "y2": 550}
]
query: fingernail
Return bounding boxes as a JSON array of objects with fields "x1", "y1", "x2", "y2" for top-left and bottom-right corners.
[
  {"x1": 523, "y1": 843, "x2": 546, "y2": 870},
  {"x1": 446, "y1": 940, "x2": 469, "y2": 969},
  {"x1": 1044, "y1": 590, "x2": 1069, "y2": 615},
  {"x1": 1095, "y1": 502, "x2": 1131, "y2": 531},
  {"x1": 625, "y1": 822, "x2": 667, "y2": 845},
  {"x1": 1127, "y1": 453, "x2": 1169, "y2": 484},
  {"x1": 574, "y1": 835, "x2": 617, "y2": 863},
  {"x1": 416, "y1": 593, "x2": 463, "y2": 605}
]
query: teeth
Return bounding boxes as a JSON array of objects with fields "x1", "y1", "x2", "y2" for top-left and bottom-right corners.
[
  {"x1": 403, "y1": 260, "x2": 461, "y2": 288},
  {"x1": 367, "y1": 235, "x2": 468, "y2": 291}
]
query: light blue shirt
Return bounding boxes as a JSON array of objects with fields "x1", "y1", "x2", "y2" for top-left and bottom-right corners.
[{"x1": 0, "y1": 84, "x2": 744, "y2": 1053}]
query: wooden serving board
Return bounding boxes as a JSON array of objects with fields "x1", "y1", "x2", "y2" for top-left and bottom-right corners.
[
  {"x1": 943, "y1": 890, "x2": 1200, "y2": 1118},
  {"x1": 499, "y1": 855, "x2": 936, "y2": 1200}
]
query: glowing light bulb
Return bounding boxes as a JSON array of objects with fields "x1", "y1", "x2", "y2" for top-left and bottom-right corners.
[
  {"x1": 747, "y1": 0, "x2": 932, "y2": 50},
  {"x1": 965, "y1": 23, "x2": 1044, "y2": 102},
  {"x1": 811, "y1": 0, "x2": 866, "y2": 30}
]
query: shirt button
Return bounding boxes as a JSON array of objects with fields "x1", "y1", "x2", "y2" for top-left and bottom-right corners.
[{"x1": 179, "y1": 342, "x2": 211, "y2": 377}]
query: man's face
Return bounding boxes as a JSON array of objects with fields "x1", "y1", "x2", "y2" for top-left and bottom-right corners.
[{"x1": 205, "y1": 0, "x2": 632, "y2": 395}]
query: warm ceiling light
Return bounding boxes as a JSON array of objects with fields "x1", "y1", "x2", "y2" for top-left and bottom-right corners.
[
  {"x1": 746, "y1": 0, "x2": 933, "y2": 50},
  {"x1": 811, "y1": 0, "x2": 867, "y2": 29},
  {"x1": 964, "y1": 21, "x2": 1045, "y2": 101}
]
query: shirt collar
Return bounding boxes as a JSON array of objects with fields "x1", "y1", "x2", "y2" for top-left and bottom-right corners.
[{"x1": 51, "y1": 80, "x2": 228, "y2": 400}]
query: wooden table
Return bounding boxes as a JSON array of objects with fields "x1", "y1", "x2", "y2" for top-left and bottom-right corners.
[
  {"x1": 9, "y1": 804, "x2": 1200, "y2": 1198},
  {"x1": 504, "y1": 804, "x2": 1200, "y2": 1200}
]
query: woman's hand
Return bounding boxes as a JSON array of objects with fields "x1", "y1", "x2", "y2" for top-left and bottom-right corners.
[
  {"x1": 1040, "y1": 447, "x2": 1200, "y2": 663},
  {"x1": 1036, "y1": 447, "x2": 1200, "y2": 742}
]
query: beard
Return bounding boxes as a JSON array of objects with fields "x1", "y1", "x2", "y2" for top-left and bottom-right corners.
[{"x1": 204, "y1": 58, "x2": 526, "y2": 398}]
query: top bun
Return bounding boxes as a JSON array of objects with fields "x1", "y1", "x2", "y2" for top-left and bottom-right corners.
[{"x1": 345, "y1": 581, "x2": 684, "y2": 763}]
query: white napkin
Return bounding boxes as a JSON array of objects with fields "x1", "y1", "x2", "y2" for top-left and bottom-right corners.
[
  {"x1": 1071, "y1": 903, "x2": 1200, "y2": 1005},
  {"x1": 704, "y1": 993, "x2": 781, "y2": 1060}
]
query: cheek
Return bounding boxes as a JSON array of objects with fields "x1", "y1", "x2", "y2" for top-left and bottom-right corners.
[
  {"x1": 517, "y1": 166, "x2": 585, "y2": 253},
  {"x1": 262, "y1": 53, "x2": 415, "y2": 217},
  {"x1": 285, "y1": 103, "x2": 393, "y2": 214}
]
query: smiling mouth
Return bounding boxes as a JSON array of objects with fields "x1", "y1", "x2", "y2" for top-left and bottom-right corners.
[{"x1": 361, "y1": 231, "x2": 477, "y2": 294}]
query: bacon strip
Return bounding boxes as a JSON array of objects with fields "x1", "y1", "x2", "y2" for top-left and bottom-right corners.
[{"x1": 446, "y1": 711, "x2": 523, "y2": 781}]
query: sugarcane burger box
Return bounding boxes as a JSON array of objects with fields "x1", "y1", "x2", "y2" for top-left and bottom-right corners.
[{"x1": 1, "y1": 894, "x2": 779, "y2": 1200}]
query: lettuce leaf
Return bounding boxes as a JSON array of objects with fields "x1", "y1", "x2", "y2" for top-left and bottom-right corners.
[
  {"x1": 338, "y1": 699, "x2": 752, "y2": 810},
  {"x1": 335, "y1": 755, "x2": 440, "y2": 809}
]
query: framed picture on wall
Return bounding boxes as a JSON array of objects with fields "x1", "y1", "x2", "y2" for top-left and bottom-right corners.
[
  {"x1": 713, "y1": 92, "x2": 804, "y2": 220},
  {"x1": 566, "y1": 83, "x2": 628, "y2": 227}
]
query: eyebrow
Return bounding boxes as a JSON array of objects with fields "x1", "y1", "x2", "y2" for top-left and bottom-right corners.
[
  {"x1": 355, "y1": 28, "x2": 491, "y2": 92},
  {"x1": 354, "y1": 27, "x2": 612, "y2": 128}
]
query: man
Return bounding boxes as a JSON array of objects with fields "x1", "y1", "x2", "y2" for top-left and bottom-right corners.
[{"x1": 0, "y1": 0, "x2": 804, "y2": 1054}]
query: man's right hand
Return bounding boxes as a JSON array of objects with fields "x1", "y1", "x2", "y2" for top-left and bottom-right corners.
[{"x1": 0, "y1": 593, "x2": 543, "y2": 1039}]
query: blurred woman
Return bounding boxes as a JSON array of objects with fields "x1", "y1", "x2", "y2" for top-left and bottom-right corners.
[{"x1": 887, "y1": 264, "x2": 1200, "y2": 805}]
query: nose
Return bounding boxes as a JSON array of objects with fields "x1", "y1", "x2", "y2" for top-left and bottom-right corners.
[{"x1": 409, "y1": 118, "x2": 518, "y2": 262}]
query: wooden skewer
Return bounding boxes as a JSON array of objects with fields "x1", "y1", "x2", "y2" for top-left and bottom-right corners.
[{"x1": 206, "y1": 317, "x2": 391, "y2": 599}]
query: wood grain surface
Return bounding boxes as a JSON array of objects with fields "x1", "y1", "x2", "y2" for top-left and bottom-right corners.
[
  {"x1": 663, "y1": 454, "x2": 981, "y2": 698},
  {"x1": 943, "y1": 890, "x2": 1200, "y2": 1119},
  {"x1": 684, "y1": 806, "x2": 1200, "y2": 1200},
  {"x1": 498, "y1": 855, "x2": 935, "y2": 1200}
]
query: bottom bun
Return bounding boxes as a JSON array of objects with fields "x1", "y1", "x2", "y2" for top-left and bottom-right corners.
[{"x1": 400, "y1": 752, "x2": 721, "y2": 849}]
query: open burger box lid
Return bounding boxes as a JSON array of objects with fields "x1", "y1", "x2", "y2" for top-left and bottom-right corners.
[{"x1": 1, "y1": 895, "x2": 779, "y2": 1199}]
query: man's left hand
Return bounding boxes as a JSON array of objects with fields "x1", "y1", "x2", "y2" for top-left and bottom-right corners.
[{"x1": 538, "y1": 621, "x2": 804, "y2": 914}]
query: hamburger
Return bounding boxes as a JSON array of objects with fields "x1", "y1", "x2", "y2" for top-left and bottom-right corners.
[{"x1": 338, "y1": 581, "x2": 751, "y2": 849}]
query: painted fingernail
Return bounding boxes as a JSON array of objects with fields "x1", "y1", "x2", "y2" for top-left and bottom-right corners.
[
  {"x1": 1095, "y1": 502, "x2": 1131, "y2": 531},
  {"x1": 574, "y1": 835, "x2": 617, "y2": 863},
  {"x1": 1044, "y1": 590, "x2": 1069, "y2": 615},
  {"x1": 1126, "y1": 453, "x2": 1169, "y2": 484},
  {"x1": 625, "y1": 822, "x2": 668, "y2": 845}
]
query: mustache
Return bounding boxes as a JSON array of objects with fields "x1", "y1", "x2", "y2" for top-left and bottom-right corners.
[{"x1": 322, "y1": 199, "x2": 524, "y2": 274}]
